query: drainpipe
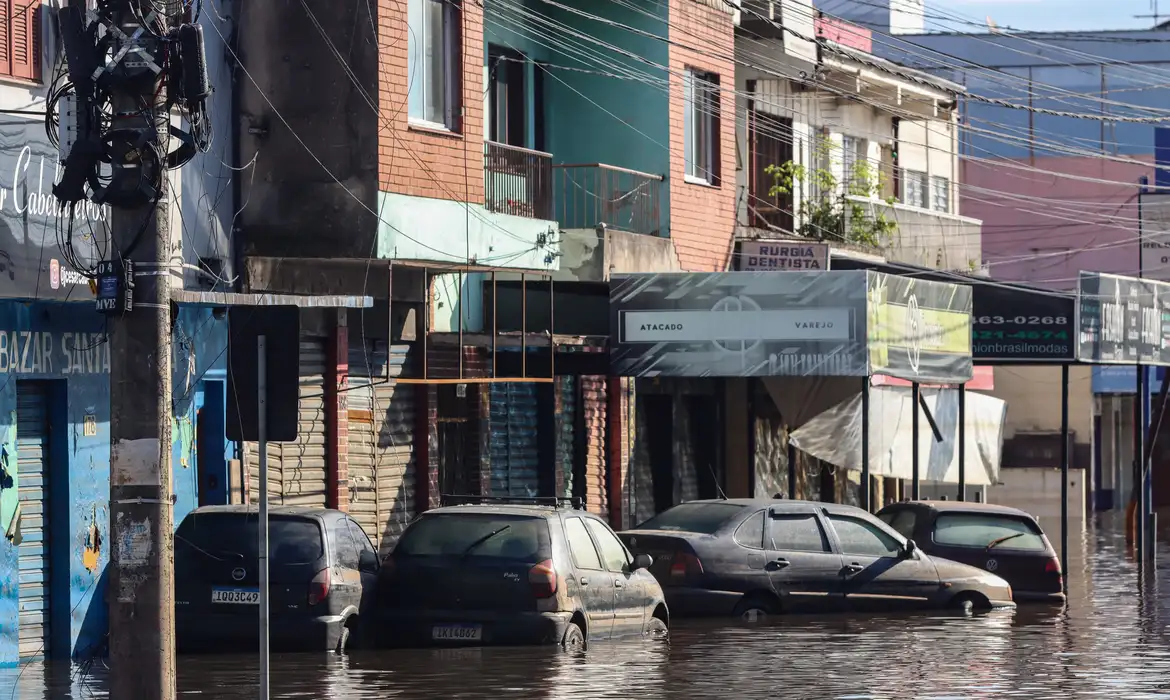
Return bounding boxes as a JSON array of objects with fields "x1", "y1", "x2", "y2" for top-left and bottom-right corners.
[{"x1": 229, "y1": 15, "x2": 244, "y2": 292}]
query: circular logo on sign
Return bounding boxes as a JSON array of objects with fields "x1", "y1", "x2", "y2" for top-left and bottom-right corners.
[
  {"x1": 711, "y1": 295, "x2": 762, "y2": 355},
  {"x1": 49, "y1": 259, "x2": 60, "y2": 290},
  {"x1": 906, "y1": 294, "x2": 922, "y2": 374},
  {"x1": 232, "y1": 567, "x2": 246, "y2": 582},
  {"x1": 986, "y1": 559, "x2": 998, "y2": 572}
]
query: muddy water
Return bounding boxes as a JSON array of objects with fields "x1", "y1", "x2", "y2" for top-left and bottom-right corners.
[{"x1": 5, "y1": 515, "x2": 1170, "y2": 699}]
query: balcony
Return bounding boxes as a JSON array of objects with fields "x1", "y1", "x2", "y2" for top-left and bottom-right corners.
[
  {"x1": 484, "y1": 141, "x2": 554, "y2": 220},
  {"x1": 843, "y1": 195, "x2": 983, "y2": 271},
  {"x1": 551, "y1": 163, "x2": 665, "y2": 237}
]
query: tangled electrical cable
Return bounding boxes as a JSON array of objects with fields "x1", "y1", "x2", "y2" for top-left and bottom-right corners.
[{"x1": 47, "y1": 0, "x2": 213, "y2": 269}]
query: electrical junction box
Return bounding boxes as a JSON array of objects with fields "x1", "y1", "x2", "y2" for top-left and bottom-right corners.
[
  {"x1": 58, "y1": 92, "x2": 78, "y2": 162},
  {"x1": 94, "y1": 259, "x2": 133, "y2": 314}
]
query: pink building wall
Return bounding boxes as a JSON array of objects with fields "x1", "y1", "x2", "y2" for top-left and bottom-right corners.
[{"x1": 962, "y1": 156, "x2": 1154, "y2": 290}]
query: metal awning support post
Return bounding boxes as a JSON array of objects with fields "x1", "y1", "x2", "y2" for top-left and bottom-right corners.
[
  {"x1": 1142, "y1": 368, "x2": 1170, "y2": 564},
  {"x1": 957, "y1": 382, "x2": 967, "y2": 501},
  {"x1": 1060, "y1": 363, "x2": 1069, "y2": 592},
  {"x1": 257, "y1": 335, "x2": 269, "y2": 700},
  {"x1": 911, "y1": 382, "x2": 920, "y2": 500},
  {"x1": 1136, "y1": 362, "x2": 1147, "y2": 562},
  {"x1": 861, "y1": 377, "x2": 871, "y2": 511}
]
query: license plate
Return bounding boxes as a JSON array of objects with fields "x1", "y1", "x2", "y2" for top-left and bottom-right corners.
[
  {"x1": 431, "y1": 624, "x2": 482, "y2": 641},
  {"x1": 211, "y1": 587, "x2": 259, "y2": 604}
]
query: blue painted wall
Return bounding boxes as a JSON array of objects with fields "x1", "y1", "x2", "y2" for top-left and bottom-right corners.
[{"x1": 0, "y1": 303, "x2": 229, "y2": 666}]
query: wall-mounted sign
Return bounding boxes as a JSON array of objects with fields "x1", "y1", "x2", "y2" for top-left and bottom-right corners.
[
  {"x1": 971, "y1": 284, "x2": 1076, "y2": 363},
  {"x1": 737, "y1": 240, "x2": 830, "y2": 271},
  {"x1": 1077, "y1": 271, "x2": 1170, "y2": 366},
  {"x1": 1139, "y1": 192, "x2": 1170, "y2": 281}
]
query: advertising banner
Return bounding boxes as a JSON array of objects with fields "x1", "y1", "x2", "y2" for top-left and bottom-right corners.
[
  {"x1": 609, "y1": 271, "x2": 870, "y2": 378},
  {"x1": 971, "y1": 284, "x2": 1076, "y2": 363},
  {"x1": 609, "y1": 271, "x2": 975, "y2": 383},
  {"x1": 0, "y1": 117, "x2": 108, "y2": 302},
  {"x1": 867, "y1": 273, "x2": 974, "y2": 384},
  {"x1": 1077, "y1": 271, "x2": 1170, "y2": 366}
]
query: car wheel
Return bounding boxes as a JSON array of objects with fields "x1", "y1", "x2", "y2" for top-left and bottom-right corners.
[
  {"x1": 949, "y1": 593, "x2": 989, "y2": 614},
  {"x1": 733, "y1": 595, "x2": 779, "y2": 623},
  {"x1": 562, "y1": 622, "x2": 586, "y2": 652},
  {"x1": 335, "y1": 618, "x2": 354, "y2": 654},
  {"x1": 645, "y1": 616, "x2": 669, "y2": 641}
]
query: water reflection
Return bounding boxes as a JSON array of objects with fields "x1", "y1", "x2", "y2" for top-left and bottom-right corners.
[{"x1": 3, "y1": 518, "x2": 1170, "y2": 699}]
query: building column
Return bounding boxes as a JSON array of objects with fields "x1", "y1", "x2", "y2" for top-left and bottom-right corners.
[
  {"x1": 326, "y1": 310, "x2": 349, "y2": 511},
  {"x1": 415, "y1": 384, "x2": 439, "y2": 512},
  {"x1": 606, "y1": 376, "x2": 623, "y2": 529}
]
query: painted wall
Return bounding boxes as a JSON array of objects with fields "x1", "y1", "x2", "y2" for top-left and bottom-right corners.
[{"x1": 0, "y1": 303, "x2": 228, "y2": 665}]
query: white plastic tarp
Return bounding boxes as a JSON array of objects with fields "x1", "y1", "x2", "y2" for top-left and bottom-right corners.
[{"x1": 788, "y1": 386, "x2": 1006, "y2": 486}]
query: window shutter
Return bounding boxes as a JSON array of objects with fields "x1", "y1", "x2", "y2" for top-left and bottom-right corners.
[
  {"x1": 0, "y1": 1, "x2": 12, "y2": 77},
  {"x1": 11, "y1": 0, "x2": 40, "y2": 81}
]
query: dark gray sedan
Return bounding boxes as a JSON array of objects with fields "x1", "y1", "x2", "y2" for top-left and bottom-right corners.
[{"x1": 618, "y1": 499, "x2": 1014, "y2": 621}]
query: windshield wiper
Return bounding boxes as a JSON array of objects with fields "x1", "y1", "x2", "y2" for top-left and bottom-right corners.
[
  {"x1": 460, "y1": 525, "x2": 511, "y2": 558},
  {"x1": 986, "y1": 533, "x2": 1026, "y2": 551},
  {"x1": 176, "y1": 534, "x2": 245, "y2": 562}
]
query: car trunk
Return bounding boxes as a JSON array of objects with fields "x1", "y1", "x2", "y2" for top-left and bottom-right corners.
[
  {"x1": 617, "y1": 530, "x2": 705, "y2": 585},
  {"x1": 381, "y1": 513, "x2": 553, "y2": 614},
  {"x1": 175, "y1": 514, "x2": 328, "y2": 618}
]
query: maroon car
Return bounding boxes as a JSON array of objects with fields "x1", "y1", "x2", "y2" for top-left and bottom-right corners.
[{"x1": 876, "y1": 501, "x2": 1065, "y2": 604}]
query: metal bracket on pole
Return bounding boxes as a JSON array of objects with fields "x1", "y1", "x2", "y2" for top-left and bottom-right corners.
[{"x1": 257, "y1": 335, "x2": 270, "y2": 700}]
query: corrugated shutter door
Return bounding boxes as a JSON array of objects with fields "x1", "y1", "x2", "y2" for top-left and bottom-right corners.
[
  {"x1": 16, "y1": 382, "x2": 50, "y2": 659},
  {"x1": 581, "y1": 376, "x2": 608, "y2": 516},
  {"x1": 489, "y1": 383, "x2": 539, "y2": 497},
  {"x1": 247, "y1": 334, "x2": 329, "y2": 506},
  {"x1": 348, "y1": 343, "x2": 415, "y2": 554},
  {"x1": 555, "y1": 377, "x2": 575, "y2": 498}
]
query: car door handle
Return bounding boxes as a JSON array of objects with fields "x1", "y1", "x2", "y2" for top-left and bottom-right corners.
[
  {"x1": 580, "y1": 577, "x2": 589, "y2": 587},
  {"x1": 765, "y1": 558, "x2": 790, "y2": 571},
  {"x1": 614, "y1": 579, "x2": 624, "y2": 588},
  {"x1": 841, "y1": 563, "x2": 865, "y2": 576}
]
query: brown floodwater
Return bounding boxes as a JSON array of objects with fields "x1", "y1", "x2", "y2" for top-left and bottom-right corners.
[{"x1": 4, "y1": 513, "x2": 1170, "y2": 699}]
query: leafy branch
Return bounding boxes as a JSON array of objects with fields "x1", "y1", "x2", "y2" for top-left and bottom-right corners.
[{"x1": 764, "y1": 138, "x2": 898, "y2": 249}]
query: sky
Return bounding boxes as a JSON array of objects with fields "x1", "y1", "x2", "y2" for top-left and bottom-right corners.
[{"x1": 932, "y1": 0, "x2": 1161, "y2": 32}]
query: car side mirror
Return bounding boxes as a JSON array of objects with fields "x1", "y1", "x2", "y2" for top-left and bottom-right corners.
[
  {"x1": 901, "y1": 539, "x2": 918, "y2": 559},
  {"x1": 632, "y1": 553, "x2": 654, "y2": 571},
  {"x1": 359, "y1": 549, "x2": 379, "y2": 573}
]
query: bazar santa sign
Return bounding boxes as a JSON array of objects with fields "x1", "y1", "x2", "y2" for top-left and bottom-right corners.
[{"x1": 609, "y1": 270, "x2": 973, "y2": 384}]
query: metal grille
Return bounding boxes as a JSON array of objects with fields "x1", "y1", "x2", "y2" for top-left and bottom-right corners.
[
  {"x1": 16, "y1": 381, "x2": 50, "y2": 659},
  {"x1": 489, "y1": 383, "x2": 540, "y2": 497},
  {"x1": 580, "y1": 376, "x2": 608, "y2": 517}
]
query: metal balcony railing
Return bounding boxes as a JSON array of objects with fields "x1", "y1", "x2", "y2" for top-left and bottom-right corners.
[
  {"x1": 552, "y1": 163, "x2": 665, "y2": 236},
  {"x1": 484, "y1": 141, "x2": 553, "y2": 220}
]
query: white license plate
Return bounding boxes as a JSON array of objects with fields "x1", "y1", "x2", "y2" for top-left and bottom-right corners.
[
  {"x1": 211, "y1": 588, "x2": 259, "y2": 604},
  {"x1": 431, "y1": 624, "x2": 482, "y2": 641}
]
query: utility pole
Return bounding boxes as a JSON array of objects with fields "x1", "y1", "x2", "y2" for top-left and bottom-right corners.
[{"x1": 106, "y1": 1, "x2": 176, "y2": 697}]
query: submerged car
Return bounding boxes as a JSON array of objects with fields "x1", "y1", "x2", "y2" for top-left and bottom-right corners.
[
  {"x1": 619, "y1": 499, "x2": 1014, "y2": 621},
  {"x1": 175, "y1": 505, "x2": 380, "y2": 653},
  {"x1": 877, "y1": 500, "x2": 1064, "y2": 603},
  {"x1": 375, "y1": 496, "x2": 669, "y2": 649}
]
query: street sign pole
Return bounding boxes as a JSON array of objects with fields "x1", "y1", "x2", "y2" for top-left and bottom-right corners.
[{"x1": 257, "y1": 335, "x2": 270, "y2": 700}]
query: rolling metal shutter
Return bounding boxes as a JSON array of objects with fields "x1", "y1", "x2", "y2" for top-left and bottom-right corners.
[
  {"x1": 247, "y1": 334, "x2": 329, "y2": 507},
  {"x1": 580, "y1": 376, "x2": 608, "y2": 516},
  {"x1": 555, "y1": 377, "x2": 575, "y2": 498},
  {"x1": 489, "y1": 383, "x2": 539, "y2": 497},
  {"x1": 16, "y1": 382, "x2": 50, "y2": 659},
  {"x1": 348, "y1": 342, "x2": 415, "y2": 555}
]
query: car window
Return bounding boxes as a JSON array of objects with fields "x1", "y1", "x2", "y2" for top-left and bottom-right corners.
[
  {"x1": 827, "y1": 514, "x2": 902, "y2": 558},
  {"x1": 347, "y1": 519, "x2": 376, "y2": 555},
  {"x1": 733, "y1": 510, "x2": 765, "y2": 549},
  {"x1": 586, "y1": 519, "x2": 632, "y2": 572},
  {"x1": 564, "y1": 517, "x2": 604, "y2": 570},
  {"x1": 878, "y1": 509, "x2": 918, "y2": 539},
  {"x1": 768, "y1": 514, "x2": 830, "y2": 553},
  {"x1": 176, "y1": 514, "x2": 325, "y2": 566},
  {"x1": 394, "y1": 514, "x2": 551, "y2": 562},
  {"x1": 334, "y1": 520, "x2": 362, "y2": 569},
  {"x1": 933, "y1": 513, "x2": 1047, "y2": 552},
  {"x1": 635, "y1": 502, "x2": 748, "y2": 534}
]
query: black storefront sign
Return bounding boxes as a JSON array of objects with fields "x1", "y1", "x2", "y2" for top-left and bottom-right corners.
[
  {"x1": 0, "y1": 117, "x2": 110, "y2": 302},
  {"x1": 971, "y1": 284, "x2": 1076, "y2": 363},
  {"x1": 1077, "y1": 271, "x2": 1170, "y2": 366}
]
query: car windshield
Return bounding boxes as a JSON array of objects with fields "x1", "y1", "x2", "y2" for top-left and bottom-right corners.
[
  {"x1": 932, "y1": 512, "x2": 1047, "y2": 552},
  {"x1": 394, "y1": 514, "x2": 551, "y2": 562},
  {"x1": 635, "y1": 503, "x2": 748, "y2": 534},
  {"x1": 175, "y1": 514, "x2": 325, "y2": 565}
]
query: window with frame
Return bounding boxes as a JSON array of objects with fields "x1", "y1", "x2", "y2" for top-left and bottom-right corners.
[
  {"x1": 733, "y1": 510, "x2": 765, "y2": 549},
  {"x1": 407, "y1": 0, "x2": 462, "y2": 131},
  {"x1": 768, "y1": 514, "x2": 830, "y2": 553},
  {"x1": 930, "y1": 175, "x2": 950, "y2": 213},
  {"x1": 932, "y1": 513, "x2": 1047, "y2": 552},
  {"x1": 827, "y1": 514, "x2": 902, "y2": 558},
  {"x1": 683, "y1": 68, "x2": 720, "y2": 185},
  {"x1": 877, "y1": 509, "x2": 918, "y2": 540},
  {"x1": 564, "y1": 517, "x2": 604, "y2": 570},
  {"x1": 902, "y1": 169, "x2": 927, "y2": 208},
  {"x1": 840, "y1": 135, "x2": 867, "y2": 188},
  {"x1": 585, "y1": 519, "x2": 631, "y2": 572},
  {"x1": 0, "y1": 0, "x2": 43, "y2": 82}
]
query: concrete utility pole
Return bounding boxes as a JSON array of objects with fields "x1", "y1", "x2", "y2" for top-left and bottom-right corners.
[{"x1": 106, "y1": 1, "x2": 176, "y2": 696}]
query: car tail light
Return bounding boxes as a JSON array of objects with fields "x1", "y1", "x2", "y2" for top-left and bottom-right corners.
[
  {"x1": 308, "y1": 568, "x2": 331, "y2": 606},
  {"x1": 670, "y1": 552, "x2": 703, "y2": 580},
  {"x1": 529, "y1": 559, "x2": 557, "y2": 599},
  {"x1": 1045, "y1": 557, "x2": 1062, "y2": 575}
]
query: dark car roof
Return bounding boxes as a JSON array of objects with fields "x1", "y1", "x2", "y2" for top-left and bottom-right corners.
[
  {"x1": 881, "y1": 500, "x2": 1039, "y2": 519},
  {"x1": 662, "y1": 498, "x2": 874, "y2": 517},
  {"x1": 186, "y1": 504, "x2": 338, "y2": 521}
]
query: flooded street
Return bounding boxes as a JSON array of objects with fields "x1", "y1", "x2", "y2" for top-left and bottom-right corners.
[{"x1": 5, "y1": 515, "x2": 1170, "y2": 699}]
